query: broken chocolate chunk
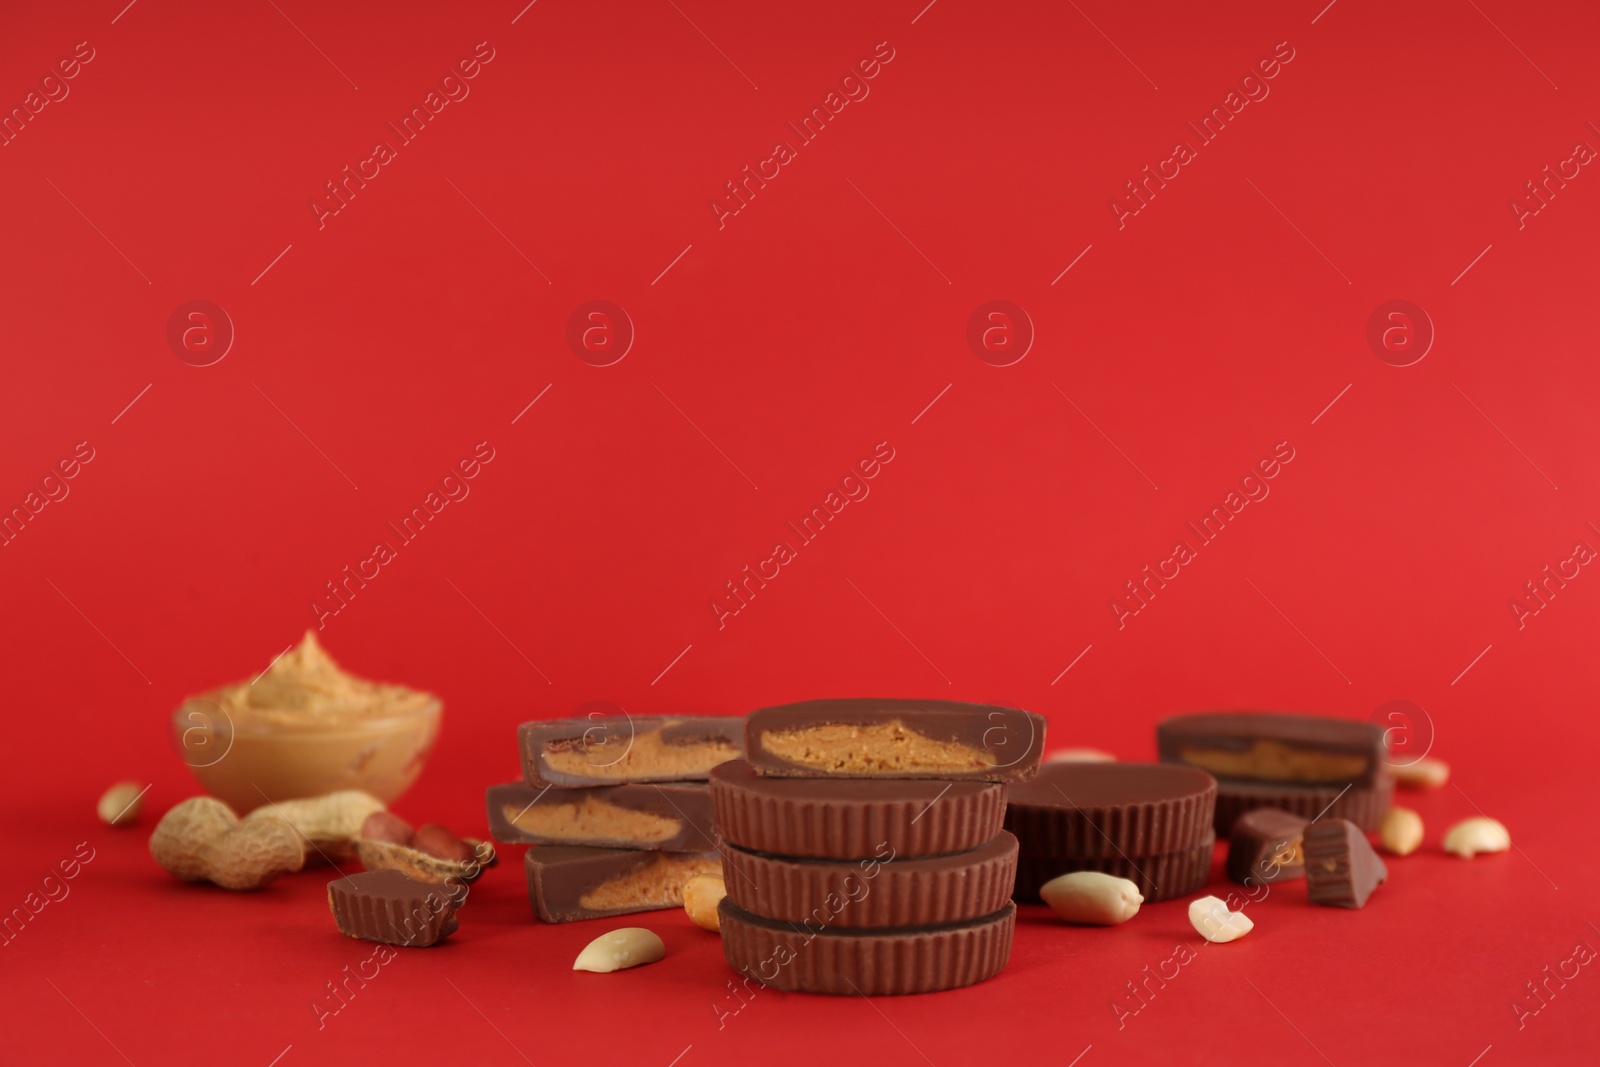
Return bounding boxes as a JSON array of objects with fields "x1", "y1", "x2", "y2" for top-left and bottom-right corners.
[
  {"x1": 1304, "y1": 818, "x2": 1387, "y2": 909},
  {"x1": 1226, "y1": 808, "x2": 1308, "y2": 886}
]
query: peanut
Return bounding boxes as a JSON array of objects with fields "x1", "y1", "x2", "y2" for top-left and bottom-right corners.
[
  {"x1": 150, "y1": 797, "x2": 306, "y2": 890},
  {"x1": 98, "y1": 781, "x2": 147, "y2": 827},
  {"x1": 1392, "y1": 757, "x2": 1450, "y2": 790},
  {"x1": 241, "y1": 790, "x2": 386, "y2": 862},
  {"x1": 683, "y1": 874, "x2": 726, "y2": 932},
  {"x1": 1443, "y1": 816, "x2": 1510, "y2": 859},
  {"x1": 361, "y1": 811, "x2": 415, "y2": 845},
  {"x1": 1039, "y1": 871, "x2": 1143, "y2": 924},
  {"x1": 573, "y1": 927, "x2": 665, "y2": 972},
  {"x1": 1045, "y1": 748, "x2": 1116, "y2": 764},
  {"x1": 1379, "y1": 807, "x2": 1423, "y2": 856},
  {"x1": 1188, "y1": 895, "x2": 1253, "y2": 943},
  {"x1": 410, "y1": 823, "x2": 474, "y2": 863}
]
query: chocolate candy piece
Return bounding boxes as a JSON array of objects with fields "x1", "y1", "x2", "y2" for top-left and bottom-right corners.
[
  {"x1": 718, "y1": 899, "x2": 1015, "y2": 995},
  {"x1": 326, "y1": 869, "x2": 463, "y2": 947},
  {"x1": 1212, "y1": 775, "x2": 1393, "y2": 835},
  {"x1": 710, "y1": 759, "x2": 1005, "y2": 859},
  {"x1": 485, "y1": 782, "x2": 715, "y2": 850},
  {"x1": 1012, "y1": 833, "x2": 1215, "y2": 903},
  {"x1": 1226, "y1": 808, "x2": 1308, "y2": 885},
  {"x1": 745, "y1": 699, "x2": 1046, "y2": 782},
  {"x1": 1004, "y1": 762, "x2": 1217, "y2": 857},
  {"x1": 1158, "y1": 712, "x2": 1387, "y2": 787},
  {"x1": 721, "y1": 833, "x2": 1018, "y2": 929},
  {"x1": 519, "y1": 716, "x2": 743, "y2": 787},
  {"x1": 1304, "y1": 818, "x2": 1387, "y2": 908},
  {"x1": 525, "y1": 846, "x2": 721, "y2": 923}
]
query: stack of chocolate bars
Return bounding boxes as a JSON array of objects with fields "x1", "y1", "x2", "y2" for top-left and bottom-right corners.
[
  {"x1": 1156, "y1": 712, "x2": 1392, "y2": 833},
  {"x1": 1005, "y1": 761, "x2": 1218, "y2": 902},
  {"x1": 485, "y1": 715, "x2": 744, "y2": 922},
  {"x1": 710, "y1": 699, "x2": 1045, "y2": 995}
]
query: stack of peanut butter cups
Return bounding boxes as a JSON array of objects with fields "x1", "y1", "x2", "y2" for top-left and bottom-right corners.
[
  {"x1": 483, "y1": 714, "x2": 745, "y2": 922},
  {"x1": 1004, "y1": 761, "x2": 1218, "y2": 902},
  {"x1": 709, "y1": 699, "x2": 1045, "y2": 995}
]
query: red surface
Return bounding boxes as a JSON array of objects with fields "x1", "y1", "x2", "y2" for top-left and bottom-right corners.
[{"x1": 3, "y1": 0, "x2": 1599, "y2": 1063}]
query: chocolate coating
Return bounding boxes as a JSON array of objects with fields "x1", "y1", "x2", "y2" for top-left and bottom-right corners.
[
  {"x1": 710, "y1": 759, "x2": 1006, "y2": 859},
  {"x1": 1004, "y1": 762, "x2": 1217, "y2": 858},
  {"x1": 745, "y1": 699, "x2": 1045, "y2": 782},
  {"x1": 485, "y1": 781, "x2": 716, "y2": 851},
  {"x1": 1012, "y1": 833, "x2": 1215, "y2": 903},
  {"x1": 1212, "y1": 776, "x2": 1393, "y2": 835},
  {"x1": 718, "y1": 900, "x2": 1015, "y2": 995},
  {"x1": 721, "y1": 833, "x2": 1018, "y2": 928}
]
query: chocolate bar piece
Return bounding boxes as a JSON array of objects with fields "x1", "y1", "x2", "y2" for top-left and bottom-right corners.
[
  {"x1": 519, "y1": 716, "x2": 743, "y2": 787},
  {"x1": 710, "y1": 759, "x2": 1005, "y2": 859},
  {"x1": 525, "y1": 846, "x2": 721, "y2": 923},
  {"x1": 1227, "y1": 808, "x2": 1307, "y2": 885},
  {"x1": 1158, "y1": 712, "x2": 1387, "y2": 787},
  {"x1": 1012, "y1": 834, "x2": 1214, "y2": 903},
  {"x1": 485, "y1": 782, "x2": 715, "y2": 851},
  {"x1": 1212, "y1": 776, "x2": 1393, "y2": 835},
  {"x1": 327, "y1": 869, "x2": 463, "y2": 947},
  {"x1": 718, "y1": 899, "x2": 1015, "y2": 995},
  {"x1": 1304, "y1": 818, "x2": 1387, "y2": 908},
  {"x1": 745, "y1": 699, "x2": 1046, "y2": 782},
  {"x1": 1004, "y1": 762, "x2": 1217, "y2": 858},
  {"x1": 721, "y1": 833, "x2": 1018, "y2": 929},
  {"x1": 1226, "y1": 808, "x2": 1308, "y2": 885}
]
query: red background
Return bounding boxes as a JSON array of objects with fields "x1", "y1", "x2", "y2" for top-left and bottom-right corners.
[{"x1": 3, "y1": 0, "x2": 1598, "y2": 1063}]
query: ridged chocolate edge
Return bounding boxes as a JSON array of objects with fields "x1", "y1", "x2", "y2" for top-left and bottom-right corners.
[
  {"x1": 1212, "y1": 775, "x2": 1394, "y2": 835},
  {"x1": 327, "y1": 880, "x2": 458, "y2": 947},
  {"x1": 1013, "y1": 833, "x2": 1215, "y2": 903},
  {"x1": 710, "y1": 776, "x2": 1007, "y2": 859},
  {"x1": 1004, "y1": 776, "x2": 1217, "y2": 858},
  {"x1": 721, "y1": 834, "x2": 1018, "y2": 928},
  {"x1": 718, "y1": 901, "x2": 1015, "y2": 995},
  {"x1": 1303, "y1": 822, "x2": 1387, "y2": 909}
]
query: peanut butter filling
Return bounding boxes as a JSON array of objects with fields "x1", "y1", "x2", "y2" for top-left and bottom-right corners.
[
  {"x1": 1178, "y1": 740, "x2": 1368, "y2": 782},
  {"x1": 1270, "y1": 839, "x2": 1303, "y2": 868},
  {"x1": 578, "y1": 854, "x2": 722, "y2": 910},
  {"x1": 501, "y1": 797, "x2": 681, "y2": 843},
  {"x1": 758, "y1": 721, "x2": 996, "y2": 774},
  {"x1": 542, "y1": 728, "x2": 740, "y2": 781}
]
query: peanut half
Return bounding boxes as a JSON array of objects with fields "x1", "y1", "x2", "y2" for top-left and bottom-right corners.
[
  {"x1": 1443, "y1": 816, "x2": 1510, "y2": 859},
  {"x1": 98, "y1": 782, "x2": 147, "y2": 827},
  {"x1": 683, "y1": 874, "x2": 726, "y2": 932},
  {"x1": 1188, "y1": 895, "x2": 1253, "y2": 943},
  {"x1": 1392, "y1": 757, "x2": 1450, "y2": 790},
  {"x1": 1038, "y1": 871, "x2": 1142, "y2": 925},
  {"x1": 573, "y1": 928, "x2": 666, "y2": 973},
  {"x1": 1379, "y1": 807, "x2": 1424, "y2": 856}
]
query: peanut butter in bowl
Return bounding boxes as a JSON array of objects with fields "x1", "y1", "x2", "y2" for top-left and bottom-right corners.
[{"x1": 172, "y1": 631, "x2": 441, "y2": 813}]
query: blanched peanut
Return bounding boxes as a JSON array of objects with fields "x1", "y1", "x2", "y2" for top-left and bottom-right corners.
[{"x1": 1039, "y1": 871, "x2": 1142, "y2": 925}]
